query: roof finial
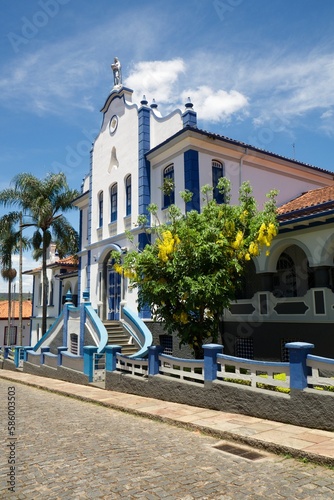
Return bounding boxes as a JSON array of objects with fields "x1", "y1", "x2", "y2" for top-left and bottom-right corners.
[
  {"x1": 150, "y1": 98, "x2": 158, "y2": 109},
  {"x1": 141, "y1": 94, "x2": 148, "y2": 106},
  {"x1": 185, "y1": 96, "x2": 194, "y2": 109}
]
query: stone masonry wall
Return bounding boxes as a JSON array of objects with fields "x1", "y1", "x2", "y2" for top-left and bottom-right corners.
[{"x1": 105, "y1": 371, "x2": 334, "y2": 432}]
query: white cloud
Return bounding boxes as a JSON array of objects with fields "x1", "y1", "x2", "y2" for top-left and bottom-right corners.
[
  {"x1": 0, "y1": 47, "x2": 101, "y2": 116},
  {"x1": 125, "y1": 59, "x2": 186, "y2": 105},
  {"x1": 242, "y1": 51, "x2": 334, "y2": 129},
  {"x1": 0, "y1": 252, "x2": 35, "y2": 294},
  {"x1": 181, "y1": 86, "x2": 248, "y2": 123}
]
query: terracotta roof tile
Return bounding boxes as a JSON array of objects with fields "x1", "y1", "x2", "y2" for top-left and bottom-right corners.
[
  {"x1": 55, "y1": 255, "x2": 78, "y2": 265},
  {"x1": 277, "y1": 185, "x2": 334, "y2": 216},
  {"x1": 0, "y1": 301, "x2": 32, "y2": 319},
  {"x1": 24, "y1": 255, "x2": 78, "y2": 274}
]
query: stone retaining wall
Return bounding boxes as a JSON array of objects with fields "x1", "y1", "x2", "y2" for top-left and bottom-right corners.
[{"x1": 106, "y1": 371, "x2": 334, "y2": 431}]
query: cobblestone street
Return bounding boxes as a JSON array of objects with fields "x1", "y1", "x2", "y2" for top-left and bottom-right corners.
[{"x1": 1, "y1": 379, "x2": 333, "y2": 499}]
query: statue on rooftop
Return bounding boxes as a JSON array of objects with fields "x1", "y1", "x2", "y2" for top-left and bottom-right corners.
[{"x1": 111, "y1": 57, "x2": 122, "y2": 87}]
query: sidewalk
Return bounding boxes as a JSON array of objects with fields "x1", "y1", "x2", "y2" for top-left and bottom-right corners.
[{"x1": 1, "y1": 369, "x2": 333, "y2": 466}]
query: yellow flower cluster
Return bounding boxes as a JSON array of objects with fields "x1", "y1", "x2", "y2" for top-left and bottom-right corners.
[
  {"x1": 123, "y1": 269, "x2": 136, "y2": 280},
  {"x1": 113, "y1": 262, "x2": 136, "y2": 280},
  {"x1": 239, "y1": 210, "x2": 248, "y2": 223},
  {"x1": 173, "y1": 311, "x2": 189, "y2": 324},
  {"x1": 114, "y1": 263, "x2": 123, "y2": 275},
  {"x1": 257, "y1": 222, "x2": 277, "y2": 247},
  {"x1": 248, "y1": 241, "x2": 260, "y2": 256},
  {"x1": 231, "y1": 230, "x2": 244, "y2": 249},
  {"x1": 158, "y1": 230, "x2": 180, "y2": 262}
]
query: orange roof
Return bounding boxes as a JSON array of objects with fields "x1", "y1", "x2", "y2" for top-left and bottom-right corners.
[
  {"x1": 56, "y1": 255, "x2": 78, "y2": 265},
  {"x1": 24, "y1": 255, "x2": 78, "y2": 274},
  {"x1": 277, "y1": 185, "x2": 334, "y2": 218},
  {"x1": 0, "y1": 300, "x2": 32, "y2": 319}
]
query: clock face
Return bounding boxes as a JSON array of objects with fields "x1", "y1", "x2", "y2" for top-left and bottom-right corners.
[{"x1": 109, "y1": 114, "x2": 118, "y2": 135}]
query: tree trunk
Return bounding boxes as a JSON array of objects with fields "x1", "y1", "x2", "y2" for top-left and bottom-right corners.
[
  {"x1": 7, "y1": 279, "x2": 11, "y2": 345},
  {"x1": 18, "y1": 213, "x2": 23, "y2": 345},
  {"x1": 193, "y1": 343, "x2": 204, "y2": 359},
  {"x1": 42, "y1": 231, "x2": 48, "y2": 336}
]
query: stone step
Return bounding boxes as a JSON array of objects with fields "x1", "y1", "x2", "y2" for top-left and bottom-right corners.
[{"x1": 103, "y1": 321, "x2": 139, "y2": 356}]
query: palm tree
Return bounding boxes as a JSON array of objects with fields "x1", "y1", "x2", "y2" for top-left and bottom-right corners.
[
  {"x1": 0, "y1": 172, "x2": 80, "y2": 336},
  {"x1": 0, "y1": 212, "x2": 29, "y2": 345}
]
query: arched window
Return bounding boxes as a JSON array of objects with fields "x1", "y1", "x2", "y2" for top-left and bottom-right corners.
[
  {"x1": 110, "y1": 183, "x2": 117, "y2": 222},
  {"x1": 274, "y1": 252, "x2": 297, "y2": 297},
  {"x1": 163, "y1": 164, "x2": 175, "y2": 207},
  {"x1": 98, "y1": 191, "x2": 103, "y2": 227},
  {"x1": 125, "y1": 175, "x2": 131, "y2": 216},
  {"x1": 212, "y1": 160, "x2": 224, "y2": 203}
]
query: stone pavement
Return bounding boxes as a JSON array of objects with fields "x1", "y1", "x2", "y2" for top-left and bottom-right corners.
[
  {"x1": 0, "y1": 372, "x2": 334, "y2": 499},
  {"x1": 1, "y1": 370, "x2": 334, "y2": 467}
]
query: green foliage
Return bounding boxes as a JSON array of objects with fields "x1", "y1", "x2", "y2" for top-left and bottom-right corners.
[
  {"x1": 0, "y1": 172, "x2": 80, "y2": 335},
  {"x1": 113, "y1": 179, "x2": 278, "y2": 358}
]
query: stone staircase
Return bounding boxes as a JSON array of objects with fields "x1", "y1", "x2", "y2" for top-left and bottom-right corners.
[{"x1": 103, "y1": 321, "x2": 139, "y2": 356}]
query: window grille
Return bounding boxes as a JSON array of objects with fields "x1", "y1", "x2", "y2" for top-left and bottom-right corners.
[
  {"x1": 235, "y1": 338, "x2": 254, "y2": 359},
  {"x1": 273, "y1": 252, "x2": 297, "y2": 297},
  {"x1": 70, "y1": 334, "x2": 78, "y2": 355},
  {"x1": 281, "y1": 339, "x2": 295, "y2": 362},
  {"x1": 160, "y1": 335, "x2": 173, "y2": 355}
]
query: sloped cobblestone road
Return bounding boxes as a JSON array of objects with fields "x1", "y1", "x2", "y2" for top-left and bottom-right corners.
[{"x1": 1, "y1": 380, "x2": 333, "y2": 499}]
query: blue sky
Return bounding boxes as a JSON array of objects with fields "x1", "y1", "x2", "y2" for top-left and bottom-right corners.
[{"x1": 1, "y1": 0, "x2": 334, "y2": 292}]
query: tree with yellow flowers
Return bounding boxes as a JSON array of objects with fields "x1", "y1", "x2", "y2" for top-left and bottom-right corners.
[{"x1": 112, "y1": 178, "x2": 278, "y2": 358}]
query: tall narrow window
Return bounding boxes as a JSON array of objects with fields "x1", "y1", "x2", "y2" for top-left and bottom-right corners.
[
  {"x1": 212, "y1": 160, "x2": 224, "y2": 203},
  {"x1": 98, "y1": 191, "x2": 103, "y2": 227},
  {"x1": 110, "y1": 183, "x2": 118, "y2": 222},
  {"x1": 49, "y1": 280, "x2": 54, "y2": 305},
  {"x1": 70, "y1": 334, "x2": 79, "y2": 355},
  {"x1": 163, "y1": 164, "x2": 175, "y2": 207},
  {"x1": 4, "y1": 326, "x2": 17, "y2": 346},
  {"x1": 125, "y1": 175, "x2": 131, "y2": 216}
]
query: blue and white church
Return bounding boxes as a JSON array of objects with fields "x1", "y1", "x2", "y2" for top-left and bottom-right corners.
[{"x1": 32, "y1": 59, "x2": 334, "y2": 361}]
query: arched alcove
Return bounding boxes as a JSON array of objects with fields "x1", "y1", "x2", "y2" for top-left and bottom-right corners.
[{"x1": 273, "y1": 245, "x2": 311, "y2": 297}]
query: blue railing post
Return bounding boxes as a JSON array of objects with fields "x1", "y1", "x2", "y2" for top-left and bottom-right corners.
[
  {"x1": 83, "y1": 346, "x2": 98, "y2": 382},
  {"x1": 148, "y1": 346, "x2": 164, "y2": 376},
  {"x1": 14, "y1": 346, "x2": 23, "y2": 368},
  {"x1": 286, "y1": 342, "x2": 314, "y2": 390},
  {"x1": 40, "y1": 346, "x2": 50, "y2": 365},
  {"x1": 203, "y1": 344, "x2": 223, "y2": 382},
  {"x1": 4, "y1": 347, "x2": 10, "y2": 359},
  {"x1": 105, "y1": 345, "x2": 122, "y2": 372},
  {"x1": 57, "y1": 346, "x2": 68, "y2": 366}
]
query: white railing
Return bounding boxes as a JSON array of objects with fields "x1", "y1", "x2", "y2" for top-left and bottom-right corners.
[
  {"x1": 7, "y1": 348, "x2": 15, "y2": 362},
  {"x1": 93, "y1": 352, "x2": 105, "y2": 382},
  {"x1": 216, "y1": 354, "x2": 290, "y2": 390},
  {"x1": 159, "y1": 354, "x2": 204, "y2": 383},
  {"x1": 307, "y1": 355, "x2": 334, "y2": 392},
  {"x1": 116, "y1": 354, "x2": 148, "y2": 377}
]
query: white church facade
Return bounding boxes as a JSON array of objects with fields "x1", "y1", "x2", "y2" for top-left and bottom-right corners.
[{"x1": 71, "y1": 64, "x2": 334, "y2": 361}]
